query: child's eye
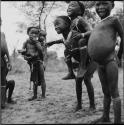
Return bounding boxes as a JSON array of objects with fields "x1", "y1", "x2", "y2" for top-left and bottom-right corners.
[
  {"x1": 102, "y1": 2, "x2": 108, "y2": 5},
  {"x1": 96, "y1": 3, "x2": 100, "y2": 6},
  {"x1": 55, "y1": 22, "x2": 60, "y2": 26}
]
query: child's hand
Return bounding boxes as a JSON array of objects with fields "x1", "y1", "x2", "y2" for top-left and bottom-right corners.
[
  {"x1": 24, "y1": 56, "x2": 30, "y2": 60},
  {"x1": 18, "y1": 49, "x2": 26, "y2": 55},
  {"x1": 81, "y1": 33, "x2": 85, "y2": 38},
  {"x1": 117, "y1": 58, "x2": 122, "y2": 67},
  {"x1": 7, "y1": 62, "x2": 12, "y2": 71},
  {"x1": 44, "y1": 43, "x2": 48, "y2": 47}
]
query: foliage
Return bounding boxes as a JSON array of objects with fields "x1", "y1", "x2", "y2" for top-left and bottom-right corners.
[
  {"x1": 47, "y1": 51, "x2": 57, "y2": 60},
  {"x1": 12, "y1": 1, "x2": 97, "y2": 31},
  {"x1": 10, "y1": 50, "x2": 67, "y2": 74}
]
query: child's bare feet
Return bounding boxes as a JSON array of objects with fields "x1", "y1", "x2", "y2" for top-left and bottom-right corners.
[
  {"x1": 90, "y1": 116, "x2": 111, "y2": 124},
  {"x1": 75, "y1": 104, "x2": 82, "y2": 112},
  {"x1": 28, "y1": 96, "x2": 37, "y2": 101}
]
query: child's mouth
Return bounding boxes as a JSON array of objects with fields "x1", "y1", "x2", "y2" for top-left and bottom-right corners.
[
  {"x1": 98, "y1": 10, "x2": 106, "y2": 14},
  {"x1": 67, "y1": 11, "x2": 72, "y2": 15},
  {"x1": 55, "y1": 28, "x2": 60, "y2": 32},
  {"x1": 98, "y1": 12, "x2": 106, "y2": 17}
]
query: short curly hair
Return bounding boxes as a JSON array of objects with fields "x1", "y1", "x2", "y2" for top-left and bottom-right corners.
[
  {"x1": 56, "y1": 16, "x2": 71, "y2": 27},
  {"x1": 77, "y1": 1, "x2": 85, "y2": 16},
  {"x1": 27, "y1": 26, "x2": 39, "y2": 35}
]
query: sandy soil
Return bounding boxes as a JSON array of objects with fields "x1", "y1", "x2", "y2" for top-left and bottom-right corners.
[{"x1": 1, "y1": 68, "x2": 124, "y2": 124}]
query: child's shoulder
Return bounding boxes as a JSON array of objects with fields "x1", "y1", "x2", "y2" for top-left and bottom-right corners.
[
  {"x1": 25, "y1": 39, "x2": 32, "y2": 44},
  {"x1": 77, "y1": 17, "x2": 89, "y2": 28},
  {"x1": 108, "y1": 15, "x2": 119, "y2": 22},
  {"x1": 77, "y1": 16, "x2": 87, "y2": 24},
  {"x1": 108, "y1": 16, "x2": 120, "y2": 25},
  {"x1": 23, "y1": 39, "x2": 31, "y2": 46}
]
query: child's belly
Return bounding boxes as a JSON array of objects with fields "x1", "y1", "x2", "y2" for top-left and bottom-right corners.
[
  {"x1": 27, "y1": 44, "x2": 38, "y2": 56},
  {"x1": 88, "y1": 30, "x2": 115, "y2": 62}
]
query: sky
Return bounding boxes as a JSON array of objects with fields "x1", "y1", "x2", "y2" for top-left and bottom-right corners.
[{"x1": 1, "y1": 1, "x2": 123, "y2": 58}]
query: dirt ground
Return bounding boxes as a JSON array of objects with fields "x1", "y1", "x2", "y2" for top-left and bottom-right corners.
[{"x1": 1, "y1": 68, "x2": 124, "y2": 124}]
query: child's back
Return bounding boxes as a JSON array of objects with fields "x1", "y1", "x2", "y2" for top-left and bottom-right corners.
[{"x1": 68, "y1": 16, "x2": 91, "y2": 48}]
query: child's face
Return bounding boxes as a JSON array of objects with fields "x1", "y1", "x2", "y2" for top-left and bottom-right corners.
[
  {"x1": 39, "y1": 35, "x2": 45, "y2": 42},
  {"x1": 67, "y1": 1, "x2": 82, "y2": 18},
  {"x1": 95, "y1": 1, "x2": 114, "y2": 19},
  {"x1": 54, "y1": 18, "x2": 68, "y2": 34},
  {"x1": 28, "y1": 28, "x2": 39, "y2": 41}
]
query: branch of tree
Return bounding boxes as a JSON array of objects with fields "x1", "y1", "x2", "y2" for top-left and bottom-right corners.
[
  {"x1": 43, "y1": 1, "x2": 55, "y2": 31},
  {"x1": 39, "y1": 1, "x2": 45, "y2": 29}
]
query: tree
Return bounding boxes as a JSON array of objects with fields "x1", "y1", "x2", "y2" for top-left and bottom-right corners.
[
  {"x1": 12, "y1": 1, "x2": 58, "y2": 65},
  {"x1": 12, "y1": 1, "x2": 97, "y2": 61}
]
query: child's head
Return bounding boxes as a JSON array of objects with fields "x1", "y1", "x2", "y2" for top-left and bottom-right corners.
[
  {"x1": 54, "y1": 16, "x2": 71, "y2": 34},
  {"x1": 27, "y1": 27, "x2": 39, "y2": 41},
  {"x1": 95, "y1": 1, "x2": 115, "y2": 19},
  {"x1": 38, "y1": 30, "x2": 47, "y2": 43},
  {"x1": 67, "y1": 1, "x2": 85, "y2": 18}
]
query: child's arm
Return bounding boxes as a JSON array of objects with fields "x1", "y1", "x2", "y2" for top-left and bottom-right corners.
[
  {"x1": 114, "y1": 18, "x2": 124, "y2": 61},
  {"x1": 78, "y1": 18, "x2": 91, "y2": 32},
  {"x1": 33, "y1": 40, "x2": 43, "y2": 56},
  {"x1": 22, "y1": 41, "x2": 27, "y2": 49},
  {"x1": 46, "y1": 39, "x2": 64, "y2": 47},
  {"x1": 18, "y1": 41, "x2": 27, "y2": 55},
  {"x1": 2, "y1": 32, "x2": 12, "y2": 70},
  {"x1": 81, "y1": 31, "x2": 92, "y2": 38},
  {"x1": 78, "y1": 18, "x2": 92, "y2": 39}
]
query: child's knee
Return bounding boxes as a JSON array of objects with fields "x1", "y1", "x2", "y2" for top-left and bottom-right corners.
[
  {"x1": 110, "y1": 88, "x2": 119, "y2": 98},
  {"x1": 76, "y1": 78, "x2": 82, "y2": 83},
  {"x1": 7, "y1": 80, "x2": 15, "y2": 88},
  {"x1": 41, "y1": 81, "x2": 46, "y2": 87},
  {"x1": 84, "y1": 76, "x2": 91, "y2": 83},
  {"x1": 102, "y1": 85, "x2": 110, "y2": 97}
]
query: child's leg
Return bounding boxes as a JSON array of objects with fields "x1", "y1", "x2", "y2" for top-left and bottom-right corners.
[
  {"x1": 62, "y1": 49, "x2": 75, "y2": 80},
  {"x1": 6, "y1": 80, "x2": 15, "y2": 103},
  {"x1": 98, "y1": 66, "x2": 111, "y2": 122},
  {"x1": 75, "y1": 77, "x2": 83, "y2": 111},
  {"x1": 106, "y1": 61, "x2": 121, "y2": 123},
  {"x1": 84, "y1": 76, "x2": 95, "y2": 110},
  {"x1": 28, "y1": 83, "x2": 37, "y2": 101},
  {"x1": 1, "y1": 67, "x2": 7, "y2": 109},
  {"x1": 77, "y1": 38, "x2": 87, "y2": 78},
  {"x1": 39, "y1": 63, "x2": 46, "y2": 98}
]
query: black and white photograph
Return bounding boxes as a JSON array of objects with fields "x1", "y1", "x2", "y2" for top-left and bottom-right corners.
[{"x1": 1, "y1": 1, "x2": 124, "y2": 124}]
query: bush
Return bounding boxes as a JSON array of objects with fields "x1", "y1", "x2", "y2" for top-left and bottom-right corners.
[{"x1": 9, "y1": 51, "x2": 67, "y2": 74}]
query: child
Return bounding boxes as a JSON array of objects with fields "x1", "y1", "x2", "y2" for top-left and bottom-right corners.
[
  {"x1": 21, "y1": 26, "x2": 46, "y2": 101},
  {"x1": 66, "y1": 1, "x2": 92, "y2": 78},
  {"x1": 86, "y1": 1, "x2": 123, "y2": 124},
  {"x1": 67, "y1": 1, "x2": 98, "y2": 111},
  {"x1": 47, "y1": 16, "x2": 75, "y2": 80},
  {"x1": 1, "y1": 17, "x2": 12, "y2": 108},
  {"x1": 47, "y1": 15, "x2": 96, "y2": 111},
  {"x1": 3, "y1": 54, "x2": 16, "y2": 104},
  {"x1": 38, "y1": 29, "x2": 47, "y2": 70}
]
